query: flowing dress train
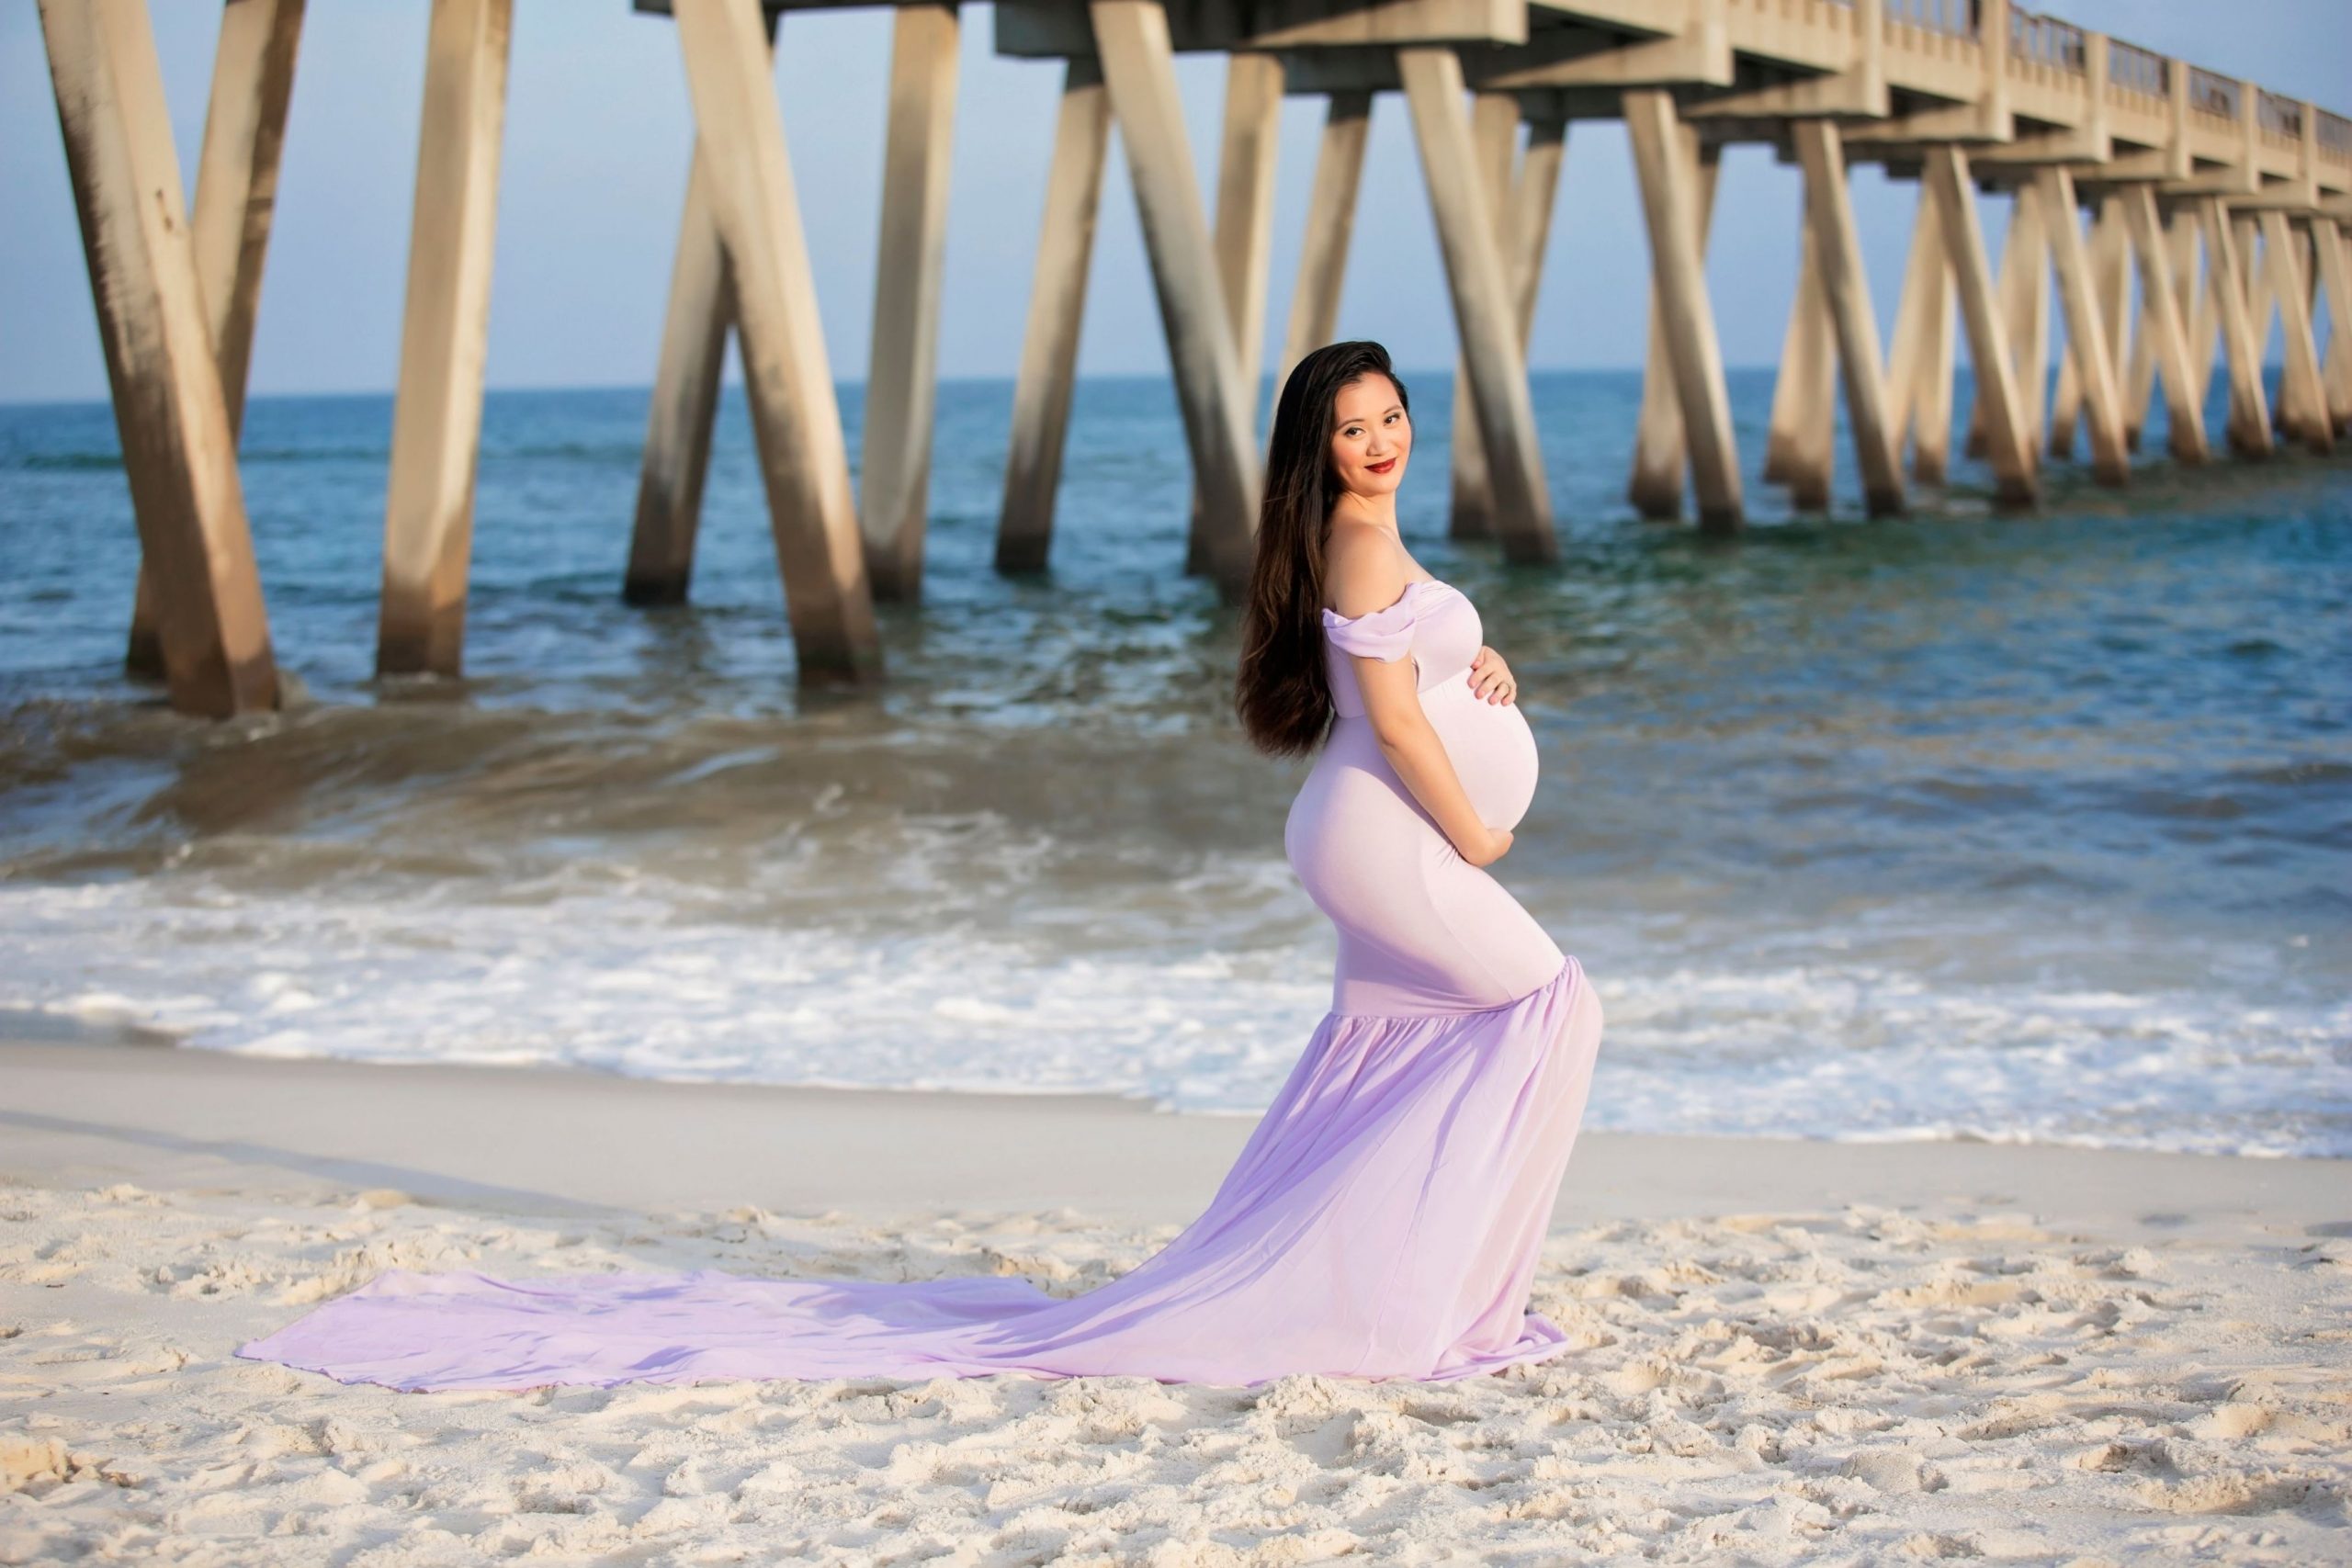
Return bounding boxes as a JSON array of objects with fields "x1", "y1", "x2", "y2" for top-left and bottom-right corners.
[{"x1": 234, "y1": 578, "x2": 1605, "y2": 1390}]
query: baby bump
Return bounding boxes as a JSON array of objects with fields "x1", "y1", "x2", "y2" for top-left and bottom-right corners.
[
  {"x1": 1285, "y1": 714, "x2": 1562, "y2": 1016},
  {"x1": 1418, "y1": 678, "x2": 1539, "y2": 833}
]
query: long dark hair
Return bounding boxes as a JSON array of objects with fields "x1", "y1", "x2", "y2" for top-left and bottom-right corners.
[{"x1": 1234, "y1": 341, "x2": 1410, "y2": 758}]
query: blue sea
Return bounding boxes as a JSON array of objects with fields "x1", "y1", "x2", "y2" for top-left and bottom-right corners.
[{"x1": 2, "y1": 368, "x2": 2346, "y2": 1156}]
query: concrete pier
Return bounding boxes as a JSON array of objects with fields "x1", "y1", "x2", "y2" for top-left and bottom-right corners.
[{"x1": 35, "y1": 0, "x2": 2352, "y2": 717}]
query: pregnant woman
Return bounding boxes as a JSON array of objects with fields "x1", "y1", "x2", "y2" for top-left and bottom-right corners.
[{"x1": 236, "y1": 339, "x2": 1604, "y2": 1392}]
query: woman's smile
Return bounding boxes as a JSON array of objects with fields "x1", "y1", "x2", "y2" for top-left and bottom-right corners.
[{"x1": 1365, "y1": 456, "x2": 1397, "y2": 474}]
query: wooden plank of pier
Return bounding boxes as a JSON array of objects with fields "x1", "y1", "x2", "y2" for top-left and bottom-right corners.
[{"x1": 39, "y1": 0, "x2": 281, "y2": 718}]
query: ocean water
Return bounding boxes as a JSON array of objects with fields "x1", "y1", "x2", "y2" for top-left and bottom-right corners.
[{"x1": 2, "y1": 368, "x2": 2346, "y2": 1157}]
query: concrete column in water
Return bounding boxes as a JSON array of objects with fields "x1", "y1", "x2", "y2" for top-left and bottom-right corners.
[
  {"x1": 2118, "y1": 185, "x2": 2209, "y2": 464},
  {"x1": 1629, "y1": 132, "x2": 1720, "y2": 520},
  {"x1": 673, "y1": 0, "x2": 882, "y2": 681},
  {"x1": 1623, "y1": 88, "x2": 1740, "y2": 531},
  {"x1": 1400, "y1": 45, "x2": 1557, "y2": 559},
  {"x1": 1088, "y1": 0, "x2": 1261, "y2": 592},
  {"x1": 1924, "y1": 146, "x2": 2036, "y2": 504},
  {"x1": 2260, "y1": 209, "x2": 2334, "y2": 454},
  {"x1": 1763, "y1": 211, "x2": 1836, "y2": 509},
  {"x1": 996, "y1": 58, "x2": 1110, "y2": 574},
  {"x1": 2036, "y1": 165, "x2": 2130, "y2": 485},
  {"x1": 1795, "y1": 118, "x2": 1905, "y2": 516},
  {"x1": 126, "y1": 0, "x2": 306, "y2": 681},
  {"x1": 2199, "y1": 198, "x2": 2274, "y2": 458},
  {"x1": 862, "y1": 1, "x2": 962, "y2": 600},
  {"x1": 2312, "y1": 220, "x2": 2352, "y2": 433},
  {"x1": 2051, "y1": 194, "x2": 2127, "y2": 457},
  {"x1": 377, "y1": 0, "x2": 513, "y2": 678},
  {"x1": 625, "y1": 8, "x2": 778, "y2": 608},
  {"x1": 39, "y1": 0, "x2": 281, "y2": 718},
  {"x1": 1446, "y1": 92, "x2": 1521, "y2": 542},
  {"x1": 1884, "y1": 186, "x2": 1954, "y2": 487},
  {"x1": 1274, "y1": 90, "x2": 1371, "y2": 400},
  {"x1": 1187, "y1": 51, "x2": 1283, "y2": 575}
]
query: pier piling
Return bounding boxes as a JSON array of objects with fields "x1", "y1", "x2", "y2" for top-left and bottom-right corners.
[{"x1": 40, "y1": 0, "x2": 282, "y2": 717}]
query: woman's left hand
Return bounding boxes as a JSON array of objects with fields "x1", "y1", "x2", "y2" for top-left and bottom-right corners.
[{"x1": 1468, "y1": 646, "x2": 1517, "y2": 705}]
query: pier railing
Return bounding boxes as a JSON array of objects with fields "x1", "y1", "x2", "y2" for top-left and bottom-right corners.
[{"x1": 2104, "y1": 38, "x2": 2166, "y2": 102}]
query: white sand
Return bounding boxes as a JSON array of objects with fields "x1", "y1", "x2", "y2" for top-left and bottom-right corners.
[{"x1": 3, "y1": 1038, "x2": 2348, "y2": 1564}]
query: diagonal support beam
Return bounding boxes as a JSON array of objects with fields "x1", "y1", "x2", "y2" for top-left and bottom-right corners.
[
  {"x1": 1623, "y1": 88, "x2": 1740, "y2": 531},
  {"x1": 122, "y1": 0, "x2": 305, "y2": 684},
  {"x1": 625, "y1": 8, "x2": 778, "y2": 609},
  {"x1": 997, "y1": 58, "x2": 1111, "y2": 575},
  {"x1": 1795, "y1": 118, "x2": 1904, "y2": 516},
  {"x1": 40, "y1": 0, "x2": 282, "y2": 717},
  {"x1": 1967, "y1": 180, "x2": 2045, "y2": 462},
  {"x1": 1884, "y1": 185, "x2": 1953, "y2": 484},
  {"x1": 1186, "y1": 51, "x2": 1283, "y2": 575},
  {"x1": 673, "y1": 0, "x2": 881, "y2": 680},
  {"x1": 1447, "y1": 90, "x2": 1522, "y2": 541},
  {"x1": 2261, "y1": 210, "x2": 2334, "y2": 454},
  {"x1": 2200, "y1": 197, "x2": 2274, "y2": 458},
  {"x1": 2118, "y1": 185, "x2": 2207, "y2": 464},
  {"x1": 2314, "y1": 219, "x2": 2352, "y2": 434},
  {"x1": 1090, "y1": 0, "x2": 1261, "y2": 591},
  {"x1": 1275, "y1": 89, "x2": 1370, "y2": 401},
  {"x1": 1763, "y1": 192, "x2": 1835, "y2": 508},
  {"x1": 2037, "y1": 165, "x2": 2129, "y2": 485},
  {"x1": 1924, "y1": 146, "x2": 2035, "y2": 505},
  {"x1": 1400, "y1": 45, "x2": 1556, "y2": 559},
  {"x1": 1628, "y1": 133, "x2": 1720, "y2": 519},
  {"x1": 861, "y1": 1, "x2": 961, "y2": 600}
]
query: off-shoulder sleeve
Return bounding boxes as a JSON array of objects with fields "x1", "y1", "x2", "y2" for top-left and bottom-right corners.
[{"x1": 1320, "y1": 582, "x2": 1422, "y2": 661}]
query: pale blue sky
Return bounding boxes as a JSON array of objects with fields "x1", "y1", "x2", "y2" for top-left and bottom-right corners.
[{"x1": 3, "y1": 0, "x2": 2344, "y2": 403}]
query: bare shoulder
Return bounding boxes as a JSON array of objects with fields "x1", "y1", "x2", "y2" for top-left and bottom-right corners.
[{"x1": 1323, "y1": 520, "x2": 1410, "y2": 619}]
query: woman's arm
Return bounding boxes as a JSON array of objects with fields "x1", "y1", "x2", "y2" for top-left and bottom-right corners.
[
  {"x1": 1351, "y1": 652, "x2": 1510, "y2": 867},
  {"x1": 1325, "y1": 538, "x2": 1510, "y2": 868}
]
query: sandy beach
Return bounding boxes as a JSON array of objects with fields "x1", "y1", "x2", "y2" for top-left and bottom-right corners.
[{"x1": 3, "y1": 1036, "x2": 2346, "y2": 1565}]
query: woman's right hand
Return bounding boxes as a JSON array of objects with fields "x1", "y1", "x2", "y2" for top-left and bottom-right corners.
[{"x1": 1460, "y1": 827, "x2": 1513, "y2": 867}]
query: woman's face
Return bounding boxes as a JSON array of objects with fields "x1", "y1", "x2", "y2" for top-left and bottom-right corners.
[{"x1": 1327, "y1": 372, "x2": 1410, "y2": 502}]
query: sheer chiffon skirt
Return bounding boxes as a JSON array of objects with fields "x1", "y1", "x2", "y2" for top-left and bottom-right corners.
[{"x1": 234, "y1": 958, "x2": 1601, "y2": 1391}]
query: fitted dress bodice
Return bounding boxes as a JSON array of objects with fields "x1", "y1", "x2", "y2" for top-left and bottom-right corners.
[
  {"x1": 1317, "y1": 578, "x2": 1540, "y2": 837},
  {"x1": 1285, "y1": 577, "x2": 1562, "y2": 1017}
]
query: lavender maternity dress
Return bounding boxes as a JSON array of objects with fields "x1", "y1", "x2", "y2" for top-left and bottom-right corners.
[{"x1": 236, "y1": 576, "x2": 1605, "y2": 1391}]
